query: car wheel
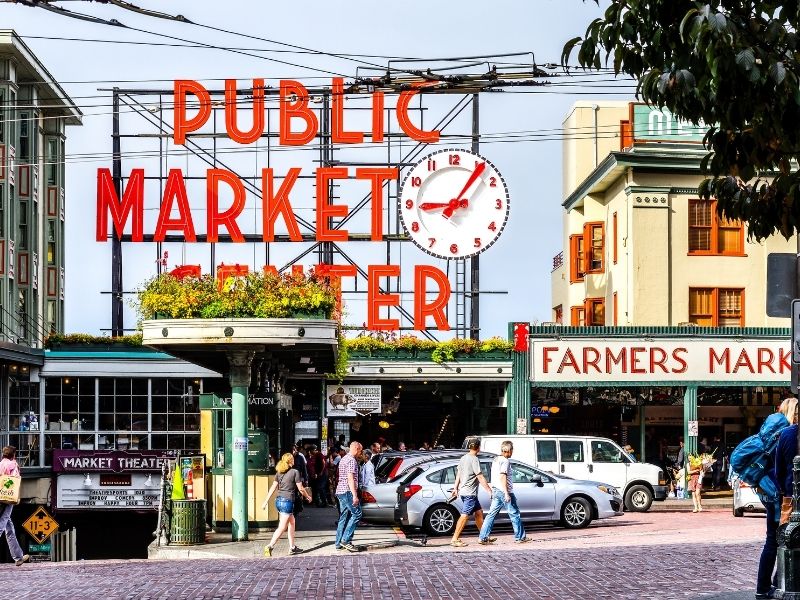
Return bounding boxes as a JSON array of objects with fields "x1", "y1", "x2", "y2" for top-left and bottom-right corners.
[
  {"x1": 733, "y1": 506, "x2": 744, "y2": 517},
  {"x1": 424, "y1": 504, "x2": 459, "y2": 536},
  {"x1": 624, "y1": 485, "x2": 653, "y2": 512},
  {"x1": 561, "y1": 496, "x2": 592, "y2": 529}
]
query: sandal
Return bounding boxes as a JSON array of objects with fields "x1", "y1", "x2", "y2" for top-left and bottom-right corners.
[{"x1": 450, "y1": 539, "x2": 468, "y2": 547}]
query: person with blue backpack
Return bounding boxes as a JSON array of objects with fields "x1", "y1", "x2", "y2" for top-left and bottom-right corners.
[{"x1": 732, "y1": 396, "x2": 799, "y2": 600}]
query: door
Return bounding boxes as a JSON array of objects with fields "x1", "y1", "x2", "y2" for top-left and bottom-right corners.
[
  {"x1": 589, "y1": 439, "x2": 628, "y2": 489},
  {"x1": 510, "y1": 462, "x2": 556, "y2": 520},
  {"x1": 535, "y1": 439, "x2": 558, "y2": 475},
  {"x1": 558, "y1": 438, "x2": 589, "y2": 479}
]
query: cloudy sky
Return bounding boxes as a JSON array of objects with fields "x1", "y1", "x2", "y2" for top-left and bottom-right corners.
[{"x1": 2, "y1": 0, "x2": 630, "y2": 339}]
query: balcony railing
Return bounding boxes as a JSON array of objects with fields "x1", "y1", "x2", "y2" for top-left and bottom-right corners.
[{"x1": 552, "y1": 251, "x2": 564, "y2": 272}]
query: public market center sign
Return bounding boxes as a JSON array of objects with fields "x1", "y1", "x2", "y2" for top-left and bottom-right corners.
[{"x1": 95, "y1": 79, "x2": 458, "y2": 331}]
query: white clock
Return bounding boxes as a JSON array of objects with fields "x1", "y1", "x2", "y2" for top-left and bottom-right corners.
[{"x1": 398, "y1": 148, "x2": 510, "y2": 259}]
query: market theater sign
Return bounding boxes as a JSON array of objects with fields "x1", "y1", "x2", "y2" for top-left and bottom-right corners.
[
  {"x1": 529, "y1": 339, "x2": 791, "y2": 384},
  {"x1": 94, "y1": 78, "x2": 465, "y2": 331}
]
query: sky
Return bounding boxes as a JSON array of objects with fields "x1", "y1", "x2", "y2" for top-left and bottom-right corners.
[{"x1": 1, "y1": 0, "x2": 631, "y2": 340}]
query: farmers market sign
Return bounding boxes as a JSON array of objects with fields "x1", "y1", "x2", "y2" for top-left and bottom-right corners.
[
  {"x1": 530, "y1": 338, "x2": 790, "y2": 384},
  {"x1": 96, "y1": 79, "x2": 451, "y2": 331}
]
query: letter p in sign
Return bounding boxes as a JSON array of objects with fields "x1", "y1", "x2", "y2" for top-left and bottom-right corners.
[{"x1": 792, "y1": 300, "x2": 800, "y2": 393}]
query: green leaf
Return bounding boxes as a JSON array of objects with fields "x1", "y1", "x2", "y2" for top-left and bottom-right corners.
[
  {"x1": 679, "y1": 8, "x2": 699, "y2": 42},
  {"x1": 770, "y1": 62, "x2": 786, "y2": 84},
  {"x1": 709, "y1": 13, "x2": 727, "y2": 34},
  {"x1": 735, "y1": 48, "x2": 755, "y2": 71},
  {"x1": 560, "y1": 36, "x2": 583, "y2": 68}
]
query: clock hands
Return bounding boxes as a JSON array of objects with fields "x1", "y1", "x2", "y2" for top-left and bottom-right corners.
[
  {"x1": 419, "y1": 200, "x2": 468, "y2": 212},
  {"x1": 443, "y1": 162, "x2": 486, "y2": 218}
]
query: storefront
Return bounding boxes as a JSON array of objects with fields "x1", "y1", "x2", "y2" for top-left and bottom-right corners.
[
  {"x1": 511, "y1": 325, "x2": 792, "y2": 465},
  {"x1": 332, "y1": 356, "x2": 513, "y2": 449}
]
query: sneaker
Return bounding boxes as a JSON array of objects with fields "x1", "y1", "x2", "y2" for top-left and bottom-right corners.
[
  {"x1": 289, "y1": 546, "x2": 304, "y2": 555},
  {"x1": 478, "y1": 539, "x2": 492, "y2": 545},
  {"x1": 755, "y1": 588, "x2": 780, "y2": 600},
  {"x1": 515, "y1": 537, "x2": 531, "y2": 544},
  {"x1": 263, "y1": 545, "x2": 273, "y2": 557},
  {"x1": 342, "y1": 542, "x2": 359, "y2": 553},
  {"x1": 486, "y1": 537, "x2": 497, "y2": 543},
  {"x1": 15, "y1": 555, "x2": 30, "y2": 566},
  {"x1": 450, "y1": 539, "x2": 468, "y2": 547}
]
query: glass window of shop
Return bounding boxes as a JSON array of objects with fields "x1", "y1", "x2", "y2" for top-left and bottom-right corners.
[
  {"x1": 7, "y1": 373, "x2": 40, "y2": 467},
  {"x1": 40, "y1": 376, "x2": 201, "y2": 466}
]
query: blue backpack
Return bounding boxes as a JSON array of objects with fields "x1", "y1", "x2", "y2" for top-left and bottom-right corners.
[{"x1": 729, "y1": 412, "x2": 789, "y2": 501}]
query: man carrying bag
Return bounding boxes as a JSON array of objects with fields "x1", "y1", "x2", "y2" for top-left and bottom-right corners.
[{"x1": 0, "y1": 446, "x2": 29, "y2": 566}]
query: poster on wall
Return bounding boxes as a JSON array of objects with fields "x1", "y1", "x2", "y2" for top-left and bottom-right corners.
[{"x1": 326, "y1": 385, "x2": 381, "y2": 417}]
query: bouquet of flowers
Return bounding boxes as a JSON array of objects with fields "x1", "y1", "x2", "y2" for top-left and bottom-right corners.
[{"x1": 688, "y1": 450, "x2": 716, "y2": 474}]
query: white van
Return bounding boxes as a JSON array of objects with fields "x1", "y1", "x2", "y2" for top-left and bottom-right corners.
[{"x1": 467, "y1": 435, "x2": 668, "y2": 512}]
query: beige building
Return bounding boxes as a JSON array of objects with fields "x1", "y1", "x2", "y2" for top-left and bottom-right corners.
[{"x1": 551, "y1": 100, "x2": 795, "y2": 328}]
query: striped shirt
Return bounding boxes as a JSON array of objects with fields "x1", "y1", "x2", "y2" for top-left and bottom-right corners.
[{"x1": 336, "y1": 453, "x2": 358, "y2": 495}]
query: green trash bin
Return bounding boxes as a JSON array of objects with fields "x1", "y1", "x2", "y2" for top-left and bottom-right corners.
[{"x1": 170, "y1": 499, "x2": 206, "y2": 545}]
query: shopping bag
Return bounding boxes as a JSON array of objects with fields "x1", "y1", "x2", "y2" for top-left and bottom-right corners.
[{"x1": 0, "y1": 474, "x2": 21, "y2": 504}]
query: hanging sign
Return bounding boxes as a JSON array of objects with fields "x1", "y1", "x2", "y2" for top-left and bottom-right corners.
[{"x1": 326, "y1": 384, "x2": 381, "y2": 417}]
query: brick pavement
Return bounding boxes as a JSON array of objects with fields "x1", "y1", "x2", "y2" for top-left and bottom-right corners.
[
  {"x1": 2, "y1": 540, "x2": 763, "y2": 600},
  {"x1": 2, "y1": 508, "x2": 768, "y2": 599}
]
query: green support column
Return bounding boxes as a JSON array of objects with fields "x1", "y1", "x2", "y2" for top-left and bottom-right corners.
[
  {"x1": 507, "y1": 322, "x2": 530, "y2": 435},
  {"x1": 683, "y1": 385, "x2": 698, "y2": 497},
  {"x1": 639, "y1": 404, "x2": 646, "y2": 462},
  {"x1": 228, "y1": 350, "x2": 254, "y2": 541}
]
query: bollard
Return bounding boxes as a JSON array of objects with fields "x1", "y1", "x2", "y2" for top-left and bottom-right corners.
[{"x1": 780, "y1": 456, "x2": 800, "y2": 599}]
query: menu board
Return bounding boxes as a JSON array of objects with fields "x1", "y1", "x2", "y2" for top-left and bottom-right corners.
[{"x1": 56, "y1": 473, "x2": 161, "y2": 510}]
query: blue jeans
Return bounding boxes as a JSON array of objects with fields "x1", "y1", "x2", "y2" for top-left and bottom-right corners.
[
  {"x1": 757, "y1": 500, "x2": 779, "y2": 594},
  {"x1": 0, "y1": 503, "x2": 23, "y2": 561},
  {"x1": 479, "y1": 489, "x2": 525, "y2": 541},
  {"x1": 335, "y1": 491, "x2": 362, "y2": 547},
  {"x1": 275, "y1": 496, "x2": 294, "y2": 515}
]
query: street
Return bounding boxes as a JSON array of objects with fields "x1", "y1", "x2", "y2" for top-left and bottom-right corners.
[{"x1": 4, "y1": 509, "x2": 767, "y2": 599}]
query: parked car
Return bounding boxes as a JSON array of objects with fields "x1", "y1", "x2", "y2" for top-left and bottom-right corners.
[
  {"x1": 362, "y1": 450, "x2": 495, "y2": 523},
  {"x1": 470, "y1": 435, "x2": 668, "y2": 512},
  {"x1": 732, "y1": 476, "x2": 765, "y2": 517},
  {"x1": 395, "y1": 457, "x2": 624, "y2": 535},
  {"x1": 372, "y1": 449, "x2": 494, "y2": 484}
]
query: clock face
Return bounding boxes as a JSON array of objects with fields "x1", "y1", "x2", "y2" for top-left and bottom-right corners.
[{"x1": 398, "y1": 148, "x2": 510, "y2": 259}]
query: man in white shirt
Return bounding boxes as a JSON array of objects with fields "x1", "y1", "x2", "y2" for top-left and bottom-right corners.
[{"x1": 478, "y1": 440, "x2": 529, "y2": 544}]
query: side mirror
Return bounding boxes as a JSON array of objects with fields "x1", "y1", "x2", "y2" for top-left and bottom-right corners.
[{"x1": 530, "y1": 474, "x2": 545, "y2": 487}]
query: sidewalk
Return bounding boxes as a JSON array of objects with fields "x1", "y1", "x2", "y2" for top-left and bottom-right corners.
[
  {"x1": 148, "y1": 504, "x2": 412, "y2": 560},
  {"x1": 651, "y1": 490, "x2": 734, "y2": 511}
]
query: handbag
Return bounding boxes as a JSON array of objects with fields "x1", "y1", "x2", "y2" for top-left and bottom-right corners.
[
  {"x1": 0, "y1": 474, "x2": 21, "y2": 505},
  {"x1": 780, "y1": 497, "x2": 793, "y2": 526}
]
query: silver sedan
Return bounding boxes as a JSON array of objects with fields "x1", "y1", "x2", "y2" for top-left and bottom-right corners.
[{"x1": 396, "y1": 457, "x2": 624, "y2": 535}]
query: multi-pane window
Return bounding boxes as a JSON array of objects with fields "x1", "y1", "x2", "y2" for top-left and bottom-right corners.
[
  {"x1": 569, "y1": 234, "x2": 584, "y2": 282},
  {"x1": 689, "y1": 199, "x2": 743, "y2": 254},
  {"x1": 586, "y1": 298, "x2": 605, "y2": 326},
  {"x1": 46, "y1": 300, "x2": 56, "y2": 333},
  {"x1": 569, "y1": 222, "x2": 605, "y2": 281},
  {"x1": 46, "y1": 139, "x2": 57, "y2": 186},
  {"x1": 38, "y1": 376, "x2": 202, "y2": 466},
  {"x1": 553, "y1": 305, "x2": 563, "y2": 324},
  {"x1": 19, "y1": 113, "x2": 28, "y2": 160},
  {"x1": 18, "y1": 199, "x2": 27, "y2": 249},
  {"x1": 689, "y1": 288, "x2": 744, "y2": 327},
  {"x1": 8, "y1": 377, "x2": 40, "y2": 467},
  {"x1": 586, "y1": 223, "x2": 604, "y2": 272},
  {"x1": 570, "y1": 306, "x2": 586, "y2": 326},
  {"x1": 47, "y1": 220, "x2": 56, "y2": 264}
]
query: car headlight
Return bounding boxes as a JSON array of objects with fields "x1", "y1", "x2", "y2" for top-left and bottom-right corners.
[{"x1": 597, "y1": 485, "x2": 619, "y2": 496}]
